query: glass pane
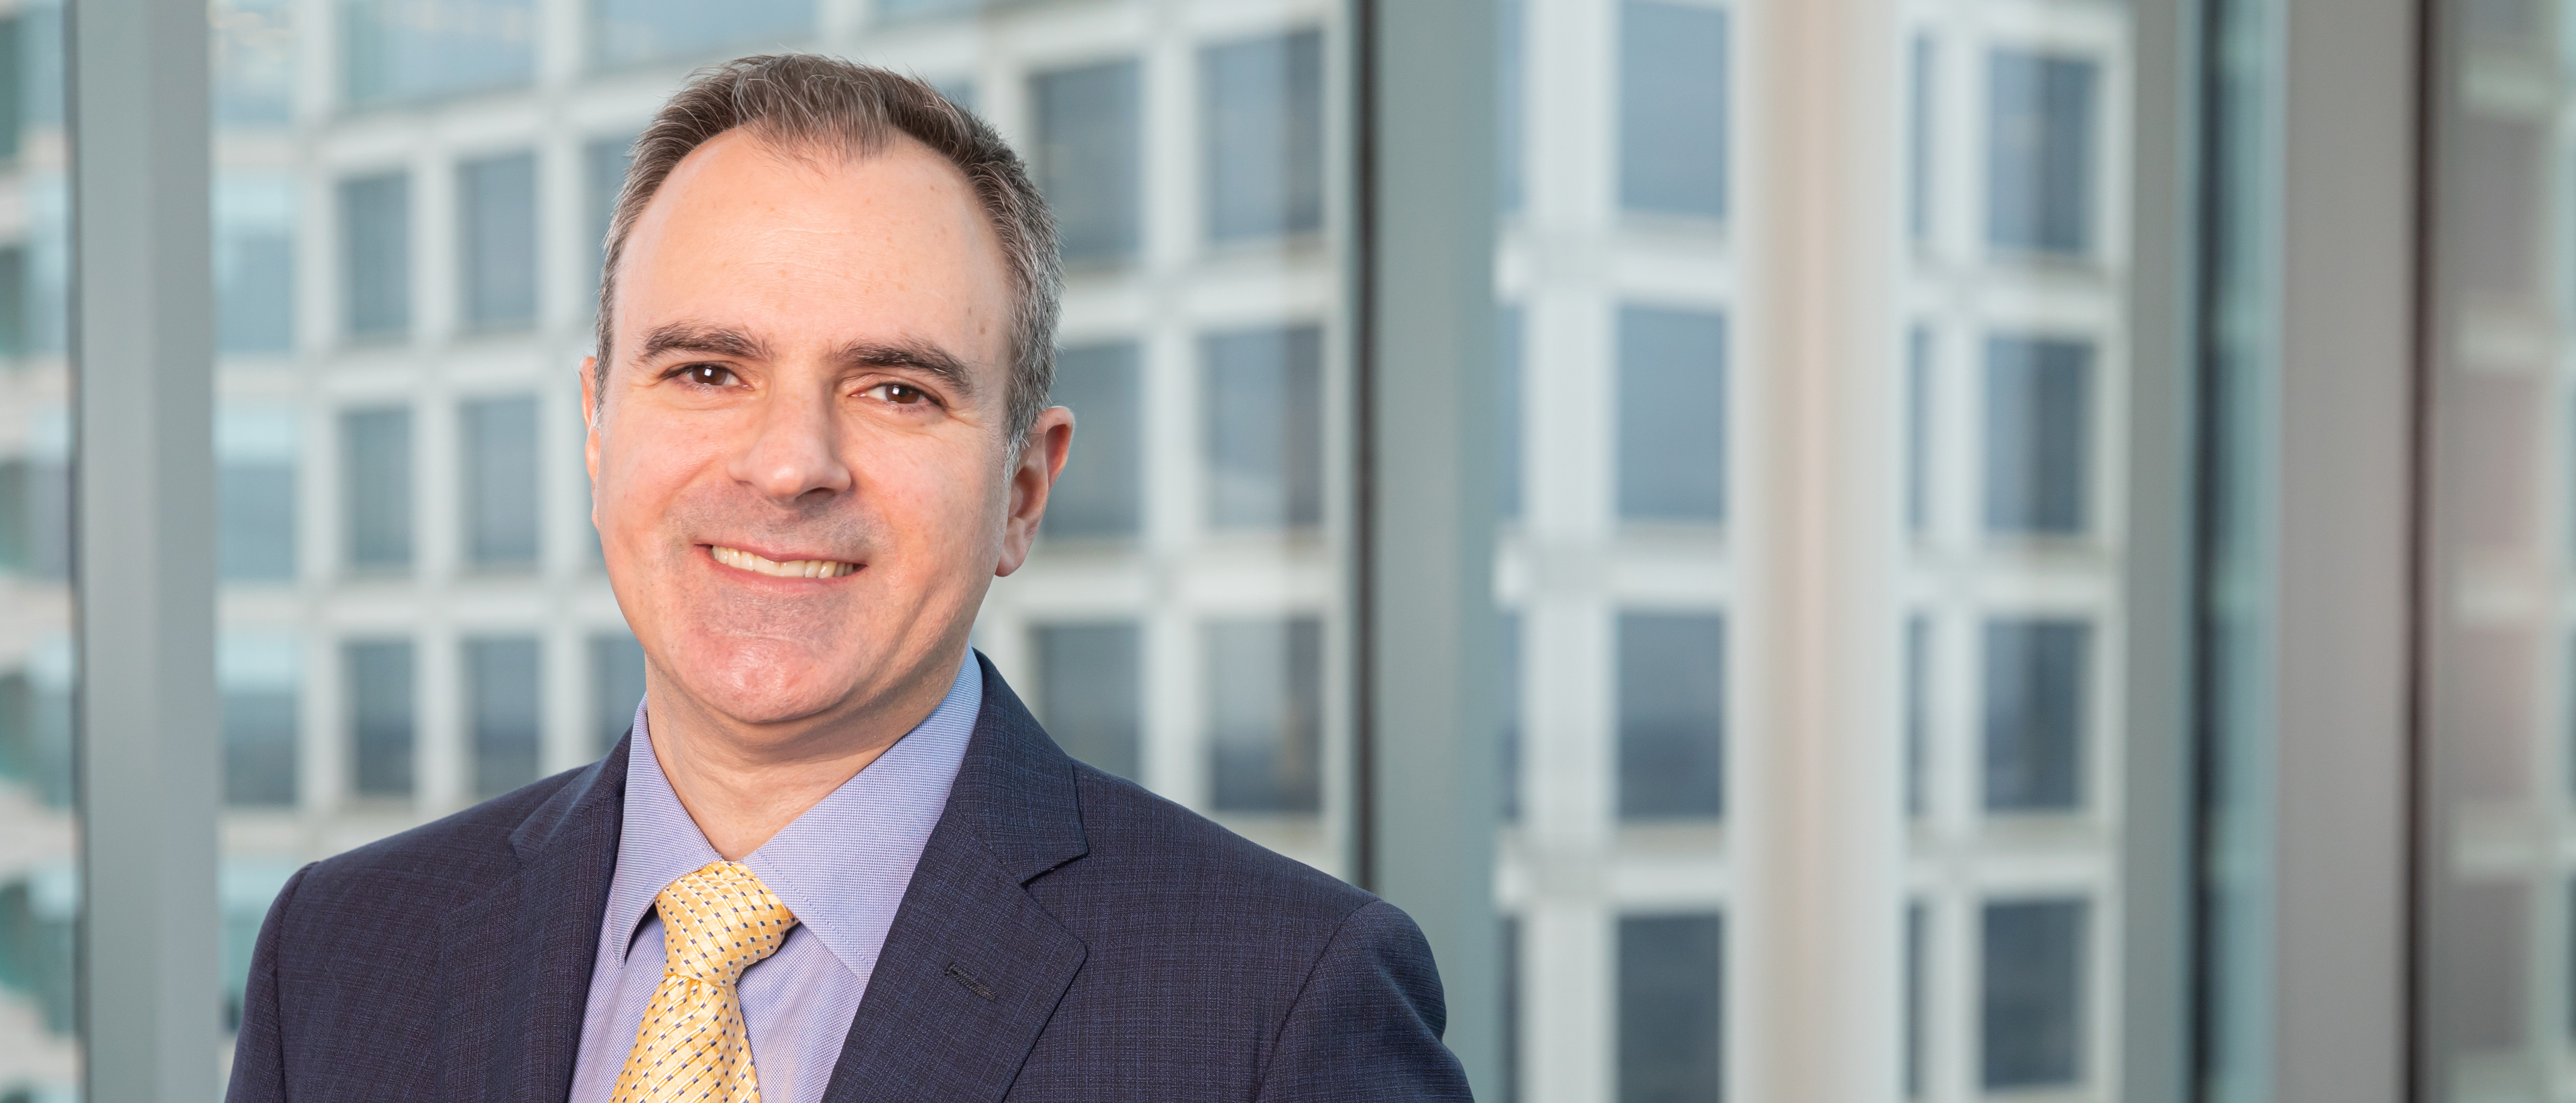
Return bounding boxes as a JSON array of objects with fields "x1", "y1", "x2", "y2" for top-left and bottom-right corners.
[
  {"x1": 2420, "y1": 1, "x2": 2576, "y2": 1097},
  {"x1": 0, "y1": 3, "x2": 71, "y2": 1092},
  {"x1": 214, "y1": 2, "x2": 1361, "y2": 1069},
  {"x1": 1501, "y1": 0, "x2": 2156, "y2": 1097}
]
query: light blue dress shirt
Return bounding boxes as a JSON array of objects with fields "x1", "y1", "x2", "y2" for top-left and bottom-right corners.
[{"x1": 567, "y1": 654, "x2": 981, "y2": 1103}]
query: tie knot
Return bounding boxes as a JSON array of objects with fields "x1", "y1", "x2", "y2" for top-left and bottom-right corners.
[{"x1": 653, "y1": 860, "x2": 797, "y2": 986}]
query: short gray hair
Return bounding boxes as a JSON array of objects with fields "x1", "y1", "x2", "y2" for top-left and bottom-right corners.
[{"x1": 594, "y1": 55, "x2": 1062, "y2": 444}]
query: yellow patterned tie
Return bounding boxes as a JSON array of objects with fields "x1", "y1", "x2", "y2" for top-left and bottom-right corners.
[{"x1": 611, "y1": 861, "x2": 799, "y2": 1103}]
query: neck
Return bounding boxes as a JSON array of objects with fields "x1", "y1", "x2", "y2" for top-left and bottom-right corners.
[{"x1": 642, "y1": 655, "x2": 962, "y2": 860}]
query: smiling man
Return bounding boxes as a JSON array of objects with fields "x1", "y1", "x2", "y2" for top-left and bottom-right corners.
[{"x1": 227, "y1": 57, "x2": 1469, "y2": 1103}]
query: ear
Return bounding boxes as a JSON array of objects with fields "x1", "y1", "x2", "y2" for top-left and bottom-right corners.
[
  {"x1": 996, "y1": 405, "x2": 1077, "y2": 577},
  {"x1": 580, "y1": 355, "x2": 603, "y2": 525}
]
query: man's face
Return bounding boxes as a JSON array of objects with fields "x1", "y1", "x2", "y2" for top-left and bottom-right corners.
[{"x1": 585, "y1": 129, "x2": 1068, "y2": 737}]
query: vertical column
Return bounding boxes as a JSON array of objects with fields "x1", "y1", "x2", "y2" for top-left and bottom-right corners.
[
  {"x1": 71, "y1": 0, "x2": 218, "y2": 1100},
  {"x1": 1358, "y1": 0, "x2": 1501, "y2": 1094},
  {"x1": 2271, "y1": 0, "x2": 2416, "y2": 1099},
  {"x1": 1734, "y1": 0, "x2": 1904, "y2": 1100}
]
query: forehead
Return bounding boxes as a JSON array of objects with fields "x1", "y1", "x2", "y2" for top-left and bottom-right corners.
[{"x1": 611, "y1": 128, "x2": 1014, "y2": 373}]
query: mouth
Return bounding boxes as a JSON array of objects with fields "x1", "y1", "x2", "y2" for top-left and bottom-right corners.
[{"x1": 708, "y1": 544, "x2": 859, "y2": 579}]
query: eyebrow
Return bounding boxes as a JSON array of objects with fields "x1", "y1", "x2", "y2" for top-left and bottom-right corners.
[
  {"x1": 832, "y1": 339, "x2": 978, "y2": 397},
  {"x1": 636, "y1": 323, "x2": 774, "y2": 363}
]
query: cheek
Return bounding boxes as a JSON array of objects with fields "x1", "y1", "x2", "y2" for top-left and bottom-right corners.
[{"x1": 596, "y1": 417, "x2": 725, "y2": 536}]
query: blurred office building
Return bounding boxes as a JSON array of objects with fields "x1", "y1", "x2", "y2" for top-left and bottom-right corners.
[{"x1": 0, "y1": 0, "x2": 2134, "y2": 1099}]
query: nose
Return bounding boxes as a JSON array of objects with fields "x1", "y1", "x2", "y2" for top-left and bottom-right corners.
[{"x1": 726, "y1": 380, "x2": 854, "y2": 504}]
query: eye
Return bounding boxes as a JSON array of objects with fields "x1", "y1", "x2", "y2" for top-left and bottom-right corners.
[
  {"x1": 677, "y1": 364, "x2": 739, "y2": 387},
  {"x1": 868, "y1": 382, "x2": 933, "y2": 406}
]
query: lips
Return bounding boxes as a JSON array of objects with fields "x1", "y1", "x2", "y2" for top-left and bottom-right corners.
[{"x1": 709, "y1": 544, "x2": 858, "y2": 579}]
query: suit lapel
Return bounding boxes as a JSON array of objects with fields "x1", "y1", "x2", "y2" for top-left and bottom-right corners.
[
  {"x1": 435, "y1": 735, "x2": 629, "y2": 1102},
  {"x1": 821, "y1": 656, "x2": 1089, "y2": 1103}
]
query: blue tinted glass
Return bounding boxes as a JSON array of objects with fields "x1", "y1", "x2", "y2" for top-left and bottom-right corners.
[
  {"x1": 0, "y1": 657, "x2": 71, "y2": 808},
  {"x1": 1981, "y1": 618, "x2": 2089, "y2": 811},
  {"x1": 1619, "y1": 1, "x2": 1726, "y2": 218},
  {"x1": 1036, "y1": 622, "x2": 1142, "y2": 780},
  {"x1": 468, "y1": 636, "x2": 541, "y2": 799},
  {"x1": 1982, "y1": 335, "x2": 2092, "y2": 535},
  {"x1": 1032, "y1": 60, "x2": 1141, "y2": 262},
  {"x1": 1500, "y1": 305, "x2": 1524, "y2": 520},
  {"x1": 1203, "y1": 325, "x2": 1324, "y2": 530},
  {"x1": 1985, "y1": 51, "x2": 2097, "y2": 257},
  {"x1": 593, "y1": 0, "x2": 809, "y2": 66},
  {"x1": 585, "y1": 134, "x2": 634, "y2": 308},
  {"x1": 1618, "y1": 306, "x2": 1726, "y2": 522},
  {"x1": 219, "y1": 464, "x2": 295, "y2": 581},
  {"x1": 1202, "y1": 30, "x2": 1324, "y2": 241},
  {"x1": 461, "y1": 395, "x2": 539, "y2": 566},
  {"x1": 1206, "y1": 617, "x2": 1322, "y2": 813},
  {"x1": 1044, "y1": 342, "x2": 1142, "y2": 538},
  {"x1": 1906, "y1": 325, "x2": 1931, "y2": 533},
  {"x1": 592, "y1": 631, "x2": 645, "y2": 756},
  {"x1": 346, "y1": 639, "x2": 413, "y2": 798},
  {"x1": 1905, "y1": 614, "x2": 1930, "y2": 818},
  {"x1": 1909, "y1": 34, "x2": 1934, "y2": 242},
  {"x1": 1981, "y1": 898, "x2": 2086, "y2": 1088},
  {"x1": 459, "y1": 152, "x2": 537, "y2": 330},
  {"x1": 1619, "y1": 912, "x2": 1723, "y2": 1103},
  {"x1": 221, "y1": 635, "x2": 300, "y2": 807},
  {"x1": 217, "y1": 176, "x2": 296, "y2": 354},
  {"x1": 342, "y1": 0, "x2": 534, "y2": 107},
  {"x1": 1498, "y1": 0, "x2": 1524, "y2": 215},
  {"x1": 343, "y1": 406, "x2": 412, "y2": 569},
  {"x1": 214, "y1": 0, "x2": 295, "y2": 125},
  {"x1": 0, "y1": 458, "x2": 67, "y2": 579},
  {"x1": 1501, "y1": 613, "x2": 1522, "y2": 820},
  {"x1": 1619, "y1": 613, "x2": 1725, "y2": 819},
  {"x1": 0, "y1": 870, "x2": 73, "y2": 1032},
  {"x1": 340, "y1": 171, "x2": 410, "y2": 339},
  {"x1": 1907, "y1": 902, "x2": 1929, "y2": 1097}
]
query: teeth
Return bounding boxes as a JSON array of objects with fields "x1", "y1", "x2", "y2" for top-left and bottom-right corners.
[{"x1": 711, "y1": 546, "x2": 856, "y2": 579}]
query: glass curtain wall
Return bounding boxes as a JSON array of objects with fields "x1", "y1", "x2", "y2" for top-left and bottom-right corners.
[
  {"x1": 206, "y1": 0, "x2": 1355, "y2": 1065},
  {"x1": 1494, "y1": 0, "x2": 2161, "y2": 1099},
  {"x1": 0, "y1": 1, "x2": 72, "y2": 1098},
  {"x1": 2420, "y1": 0, "x2": 2576, "y2": 1098}
]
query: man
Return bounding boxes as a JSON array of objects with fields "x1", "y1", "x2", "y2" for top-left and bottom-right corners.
[{"x1": 227, "y1": 56, "x2": 1468, "y2": 1102}]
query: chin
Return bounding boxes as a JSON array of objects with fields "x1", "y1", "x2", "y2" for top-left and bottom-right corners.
[{"x1": 676, "y1": 638, "x2": 873, "y2": 727}]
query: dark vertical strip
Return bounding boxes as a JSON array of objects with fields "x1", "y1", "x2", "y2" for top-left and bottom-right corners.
[
  {"x1": 2404, "y1": 0, "x2": 2437, "y2": 1092},
  {"x1": 1349, "y1": 0, "x2": 1378, "y2": 894}
]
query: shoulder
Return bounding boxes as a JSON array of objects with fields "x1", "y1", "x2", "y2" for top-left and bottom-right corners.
[
  {"x1": 281, "y1": 765, "x2": 597, "y2": 928},
  {"x1": 1043, "y1": 762, "x2": 1378, "y2": 931}
]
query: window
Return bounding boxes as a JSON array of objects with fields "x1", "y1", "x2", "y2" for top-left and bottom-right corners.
[
  {"x1": 216, "y1": 175, "x2": 294, "y2": 353},
  {"x1": 0, "y1": 642, "x2": 72, "y2": 809},
  {"x1": 590, "y1": 0, "x2": 808, "y2": 68},
  {"x1": 458, "y1": 152, "x2": 537, "y2": 331},
  {"x1": 1906, "y1": 902, "x2": 1929, "y2": 1097},
  {"x1": 1619, "y1": 305, "x2": 1727, "y2": 523},
  {"x1": 1034, "y1": 622, "x2": 1142, "y2": 781},
  {"x1": 1619, "y1": 613, "x2": 1725, "y2": 819},
  {"x1": 341, "y1": 0, "x2": 534, "y2": 107},
  {"x1": 1203, "y1": 325, "x2": 1324, "y2": 531},
  {"x1": 341, "y1": 407, "x2": 412, "y2": 570},
  {"x1": 1500, "y1": 613, "x2": 1522, "y2": 820},
  {"x1": 1619, "y1": 1, "x2": 1727, "y2": 219},
  {"x1": 1500, "y1": 305, "x2": 1525, "y2": 520},
  {"x1": 221, "y1": 634, "x2": 300, "y2": 807},
  {"x1": 0, "y1": 869, "x2": 73, "y2": 1036},
  {"x1": 1042, "y1": 342, "x2": 1142, "y2": 539},
  {"x1": 1497, "y1": 0, "x2": 1524, "y2": 216},
  {"x1": 346, "y1": 639, "x2": 413, "y2": 799},
  {"x1": 1982, "y1": 335, "x2": 2093, "y2": 536},
  {"x1": 1985, "y1": 50, "x2": 2097, "y2": 258},
  {"x1": 1905, "y1": 614, "x2": 1930, "y2": 818},
  {"x1": 1980, "y1": 897, "x2": 2086, "y2": 1089},
  {"x1": 467, "y1": 636, "x2": 541, "y2": 799},
  {"x1": 1031, "y1": 60, "x2": 1142, "y2": 263},
  {"x1": 585, "y1": 135, "x2": 635, "y2": 305},
  {"x1": 1202, "y1": 30, "x2": 1325, "y2": 242},
  {"x1": 592, "y1": 631, "x2": 646, "y2": 755},
  {"x1": 460, "y1": 395, "x2": 540, "y2": 567},
  {"x1": 218, "y1": 405, "x2": 297, "y2": 582},
  {"x1": 1619, "y1": 913, "x2": 1723, "y2": 1103},
  {"x1": 1981, "y1": 618, "x2": 2089, "y2": 812},
  {"x1": 340, "y1": 171, "x2": 410, "y2": 340},
  {"x1": 1909, "y1": 34, "x2": 1934, "y2": 243},
  {"x1": 1205, "y1": 617, "x2": 1322, "y2": 813},
  {"x1": 212, "y1": 0, "x2": 293, "y2": 127},
  {"x1": 1906, "y1": 325, "x2": 1932, "y2": 534}
]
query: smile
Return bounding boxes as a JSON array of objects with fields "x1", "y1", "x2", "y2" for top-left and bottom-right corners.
[{"x1": 709, "y1": 545, "x2": 859, "y2": 579}]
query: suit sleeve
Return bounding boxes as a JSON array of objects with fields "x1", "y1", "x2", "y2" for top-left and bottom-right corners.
[
  {"x1": 1253, "y1": 899, "x2": 1475, "y2": 1102},
  {"x1": 226, "y1": 862, "x2": 315, "y2": 1103}
]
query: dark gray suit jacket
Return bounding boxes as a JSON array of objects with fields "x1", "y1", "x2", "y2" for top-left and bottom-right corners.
[{"x1": 225, "y1": 654, "x2": 1470, "y2": 1101}]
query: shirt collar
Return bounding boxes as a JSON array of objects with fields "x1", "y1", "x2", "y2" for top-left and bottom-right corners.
[{"x1": 604, "y1": 652, "x2": 982, "y2": 977}]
